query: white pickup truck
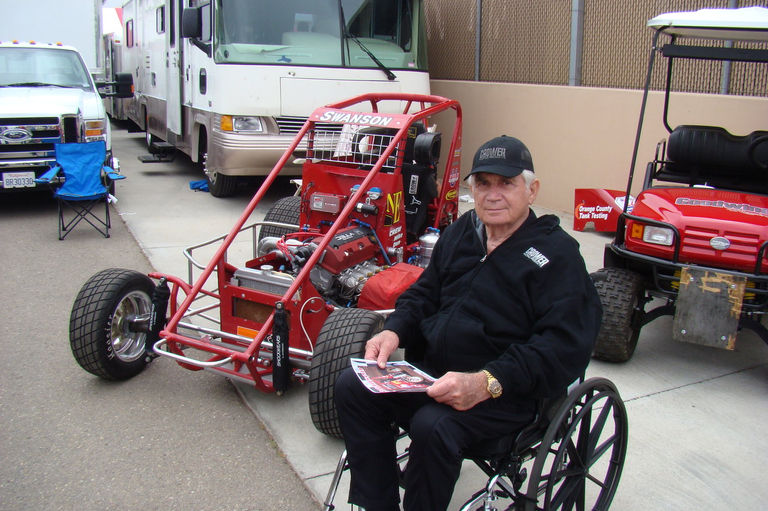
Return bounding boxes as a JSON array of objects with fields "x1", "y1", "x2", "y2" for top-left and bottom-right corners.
[{"x1": 0, "y1": 41, "x2": 132, "y2": 192}]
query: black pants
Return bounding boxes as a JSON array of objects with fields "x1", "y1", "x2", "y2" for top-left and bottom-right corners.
[{"x1": 334, "y1": 367, "x2": 535, "y2": 511}]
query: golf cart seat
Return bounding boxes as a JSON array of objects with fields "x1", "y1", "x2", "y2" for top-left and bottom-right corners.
[
  {"x1": 322, "y1": 377, "x2": 628, "y2": 511},
  {"x1": 655, "y1": 125, "x2": 768, "y2": 193}
]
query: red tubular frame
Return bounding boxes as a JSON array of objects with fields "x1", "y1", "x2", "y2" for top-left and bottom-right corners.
[{"x1": 152, "y1": 93, "x2": 463, "y2": 392}]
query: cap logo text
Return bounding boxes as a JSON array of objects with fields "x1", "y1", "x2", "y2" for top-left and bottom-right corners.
[{"x1": 479, "y1": 147, "x2": 506, "y2": 160}]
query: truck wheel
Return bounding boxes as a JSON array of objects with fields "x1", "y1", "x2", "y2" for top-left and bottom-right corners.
[
  {"x1": 259, "y1": 196, "x2": 301, "y2": 241},
  {"x1": 309, "y1": 308, "x2": 384, "y2": 438},
  {"x1": 70, "y1": 268, "x2": 155, "y2": 380},
  {"x1": 591, "y1": 268, "x2": 645, "y2": 362}
]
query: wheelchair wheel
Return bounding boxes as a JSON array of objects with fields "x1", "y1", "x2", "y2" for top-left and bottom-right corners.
[
  {"x1": 259, "y1": 195, "x2": 301, "y2": 242},
  {"x1": 70, "y1": 268, "x2": 154, "y2": 380},
  {"x1": 523, "y1": 377, "x2": 628, "y2": 511},
  {"x1": 308, "y1": 308, "x2": 384, "y2": 438}
]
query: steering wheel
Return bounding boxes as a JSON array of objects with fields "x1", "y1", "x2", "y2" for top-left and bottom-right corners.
[{"x1": 747, "y1": 134, "x2": 768, "y2": 170}]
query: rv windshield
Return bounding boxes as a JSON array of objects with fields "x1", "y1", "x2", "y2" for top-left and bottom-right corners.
[
  {"x1": 214, "y1": 0, "x2": 426, "y2": 71},
  {"x1": 0, "y1": 47, "x2": 92, "y2": 89}
]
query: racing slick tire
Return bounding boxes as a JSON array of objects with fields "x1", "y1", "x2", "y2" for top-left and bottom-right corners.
[
  {"x1": 591, "y1": 267, "x2": 645, "y2": 362},
  {"x1": 309, "y1": 308, "x2": 384, "y2": 438},
  {"x1": 70, "y1": 268, "x2": 155, "y2": 380},
  {"x1": 259, "y1": 195, "x2": 301, "y2": 242}
]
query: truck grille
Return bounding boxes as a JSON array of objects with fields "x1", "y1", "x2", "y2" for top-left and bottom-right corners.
[{"x1": 0, "y1": 117, "x2": 64, "y2": 166}]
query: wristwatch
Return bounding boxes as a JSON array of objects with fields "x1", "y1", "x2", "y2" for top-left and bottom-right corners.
[{"x1": 482, "y1": 370, "x2": 503, "y2": 399}]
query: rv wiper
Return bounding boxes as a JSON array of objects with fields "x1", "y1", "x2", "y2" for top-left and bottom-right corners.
[
  {"x1": 338, "y1": 2, "x2": 396, "y2": 81},
  {"x1": 347, "y1": 34, "x2": 397, "y2": 81}
]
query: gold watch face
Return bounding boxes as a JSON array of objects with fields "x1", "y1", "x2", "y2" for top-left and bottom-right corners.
[{"x1": 484, "y1": 370, "x2": 502, "y2": 398}]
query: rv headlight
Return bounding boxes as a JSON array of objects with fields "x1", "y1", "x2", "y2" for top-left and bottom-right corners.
[
  {"x1": 221, "y1": 115, "x2": 264, "y2": 133},
  {"x1": 642, "y1": 225, "x2": 674, "y2": 246}
]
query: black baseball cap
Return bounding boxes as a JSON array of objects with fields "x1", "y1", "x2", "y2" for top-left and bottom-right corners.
[{"x1": 466, "y1": 135, "x2": 534, "y2": 179}]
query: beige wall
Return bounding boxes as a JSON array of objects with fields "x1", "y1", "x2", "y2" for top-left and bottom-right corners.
[{"x1": 430, "y1": 79, "x2": 768, "y2": 215}]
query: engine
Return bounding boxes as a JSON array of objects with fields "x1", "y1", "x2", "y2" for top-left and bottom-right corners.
[{"x1": 256, "y1": 226, "x2": 388, "y2": 306}]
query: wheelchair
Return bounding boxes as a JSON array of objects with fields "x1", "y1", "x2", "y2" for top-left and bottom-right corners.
[{"x1": 323, "y1": 377, "x2": 628, "y2": 511}]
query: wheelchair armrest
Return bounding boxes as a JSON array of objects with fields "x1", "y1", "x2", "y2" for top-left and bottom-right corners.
[
  {"x1": 103, "y1": 166, "x2": 126, "y2": 181},
  {"x1": 35, "y1": 164, "x2": 63, "y2": 184}
]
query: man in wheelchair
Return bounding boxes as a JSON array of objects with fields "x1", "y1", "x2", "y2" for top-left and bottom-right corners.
[{"x1": 335, "y1": 135, "x2": 603, "y2": 511}]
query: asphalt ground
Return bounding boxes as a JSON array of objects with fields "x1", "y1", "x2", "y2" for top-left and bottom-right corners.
[
  {"x1": 3, "y1": 122, "x2": 767, "y2": 510},
  {"x1": 0, "y1": 174, "x2": 318, "y2": 506}
]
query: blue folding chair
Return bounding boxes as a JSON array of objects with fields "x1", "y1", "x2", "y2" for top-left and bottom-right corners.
[{"x1": 35, "y1": 141, "x2": 126, "y2": 240}]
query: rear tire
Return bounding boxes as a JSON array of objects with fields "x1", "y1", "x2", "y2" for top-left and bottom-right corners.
[
  {"x1": 308, "y1": 308, "x2": 384, "y2": 438},
  {"x1": 70, "y1": 268, "x2": 154, "y2": 380},
  {"x1": 259, "y1": 196, "x2": 301, "y2": 241},
  {"x1": 591, "y1": 267, "x2": 644, "y2": 362}
]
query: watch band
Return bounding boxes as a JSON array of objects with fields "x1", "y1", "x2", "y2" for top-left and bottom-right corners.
[{"x1": 482, "y1": 369, "x2": 503, "y2": 398}]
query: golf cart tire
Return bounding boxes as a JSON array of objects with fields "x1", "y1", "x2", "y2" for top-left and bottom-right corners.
[
  {"x1": 592, "y1": 267, "x2": 644, "y2": 362},
  {"x1": 70, "y1": 268, "x2": 155, "y2": 380},
  {"x1": 259, "y1": 195, "x2": 301, "y2": 241},
  {"x1": 309, "y1": 308, "x2": 384, "y2": 438}
]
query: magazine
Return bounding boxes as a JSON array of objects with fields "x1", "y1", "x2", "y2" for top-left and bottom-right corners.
[{"x1": 350, "y1": 358, "x2": 436, "y2": 393}]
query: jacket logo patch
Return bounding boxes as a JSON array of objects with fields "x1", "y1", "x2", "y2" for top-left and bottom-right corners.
[{"x1": 524, "y1": 247, "x2": 549, "y2": 268}]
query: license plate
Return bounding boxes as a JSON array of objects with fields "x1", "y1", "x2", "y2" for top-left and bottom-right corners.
[{"x1": 2, "y1": 171, "x2": 36, "y2": 188}]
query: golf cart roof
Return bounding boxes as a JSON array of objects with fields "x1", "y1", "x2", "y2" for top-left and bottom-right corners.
[{"x1": 648, "y1": 6, "x2": 768, "y2": 42}]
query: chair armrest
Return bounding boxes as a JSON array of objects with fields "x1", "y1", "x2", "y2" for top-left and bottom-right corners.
[
  {"x1": 35, "y1": 164, "x2": 62, "y2": 184},
  {"x1": 103, "y1": 166, "x2": 126, "y2": 181}
]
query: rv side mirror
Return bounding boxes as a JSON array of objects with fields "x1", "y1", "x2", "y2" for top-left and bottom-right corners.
[
  {"x1": 181, "y1": 7, "x2": 201, "y2": 38},
  {"x1": 113, "y1": 72, "x2": 134, "y2": 98}
]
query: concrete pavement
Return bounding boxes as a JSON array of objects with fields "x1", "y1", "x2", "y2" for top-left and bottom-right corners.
[
  {"x1": 111, "y1": 124, "x2": 768, "y2": 510},
  {"x1": 5, "y1": 122, "x2": 765, "y2": 510}
]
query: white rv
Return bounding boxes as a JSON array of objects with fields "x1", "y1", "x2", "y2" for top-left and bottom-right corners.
[{"x1": 111, "y1": 0, "x2": 431, "y2": 196}]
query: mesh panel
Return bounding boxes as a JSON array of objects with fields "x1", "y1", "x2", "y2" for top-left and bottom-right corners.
[
  {"x1": 306, "y1": 125, "x2": 400, "y2": 171},
  {"x1": 480, "y1": 0, "x2": 570, "y2": 84},
  {"x1": 425, "y1": 0, "x2": 768, "y2": 97},
  {"x1": 424, "y1": 0, "x2": 477, "y2": 80}
]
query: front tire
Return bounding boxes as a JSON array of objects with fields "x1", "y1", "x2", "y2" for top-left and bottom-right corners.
[
  {"x1": 308, "y1": 308, "x2": 384, "y2": 438},
  {"x1": 70, "y1": 268, "x2": 155, "y2": 380},
  {"x1": 591, "y1": 267, "x2": 645, "y2": 362}
]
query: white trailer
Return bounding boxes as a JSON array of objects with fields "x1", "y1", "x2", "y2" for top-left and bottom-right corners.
[
  {"x1": 0, "y1": 0, "x2": 103, "y2": 72},
  {"x1": 110, "y1": 0, "x2": 431, "y2": 196}
]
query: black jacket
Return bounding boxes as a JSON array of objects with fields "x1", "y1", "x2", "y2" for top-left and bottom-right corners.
[{"x1": 384, "y1": 209, "x2": 602, "y2": 400}]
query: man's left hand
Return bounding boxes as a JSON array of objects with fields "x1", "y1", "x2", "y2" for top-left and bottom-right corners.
[{"x1": 426, "y1": 371, "x2": 489, "y2": 411}]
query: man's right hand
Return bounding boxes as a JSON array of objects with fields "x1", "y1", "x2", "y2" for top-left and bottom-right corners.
[{"x1": 364, "y1": 330, "x2": 400, "y2": 369}]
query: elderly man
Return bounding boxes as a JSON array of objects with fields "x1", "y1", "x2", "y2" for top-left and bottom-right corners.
[{"x1": 334, "y1": 135, "x2": 602, "y2": 511}]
